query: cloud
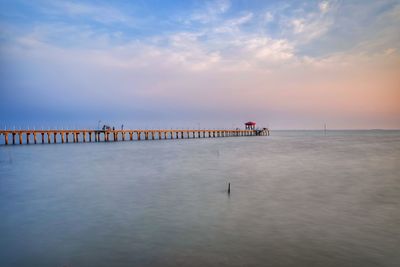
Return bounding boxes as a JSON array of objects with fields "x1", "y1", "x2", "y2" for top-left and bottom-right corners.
[
  {"x1": 43, "y1": 1, "x2": 134, "y2": 25},
  {"x1": 319, "y1": 1, "x2": 330, "y2": 14},
  {"x1": 264, "y1": 12, "x2": 274, "y2": 23},
  {"x1": 287, "y1": 3, "x2": 333, "y2": 44},
  {"x1": 244, "y1": 37, "x2": 294, "y2": 61},
  {"x1": 189, "y1": 0, "x2": 231, "y2": 23},
  {"x1": 214, "y1": 12, "x2": 253, "y2": 33}
]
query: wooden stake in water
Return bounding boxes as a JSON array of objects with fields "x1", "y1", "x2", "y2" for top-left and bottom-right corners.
[
  {"x1": 324, "y1": 123, "x2": 327, "y2": 136},
  {"x1": 228, "y1": 183, "x2": 231, "y2": 194}
]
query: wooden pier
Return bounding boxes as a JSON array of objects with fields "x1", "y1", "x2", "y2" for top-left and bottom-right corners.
[{"x1": 0, "y1": 128, "x2": 269, "y2": 145}]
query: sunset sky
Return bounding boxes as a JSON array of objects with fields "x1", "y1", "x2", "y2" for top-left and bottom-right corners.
[{"x1": 0, "y1": 0, "x2": 399, "y2": 129}]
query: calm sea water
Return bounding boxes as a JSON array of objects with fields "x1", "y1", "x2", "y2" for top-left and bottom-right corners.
[{"x1": 1, "y1": 130, "x2": 399, "y2": 267}]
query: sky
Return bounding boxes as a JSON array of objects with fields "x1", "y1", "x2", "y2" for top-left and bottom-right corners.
[{"x1": 0, "y1": 0, "x2": 399, "y2": 129}]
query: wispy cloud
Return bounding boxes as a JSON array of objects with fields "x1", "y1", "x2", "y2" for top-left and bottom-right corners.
[
  {"x1": 43, "y1": 1, "x2": 135, "y2": 25},
  {"x1": 286, "y1": 1, "x2": 334, "y2": 44},
  {"x1": 319, "y1": 1, "x2": 330, "y2": 14},
  {"x1": 188, "y1": 0, "x2": 231, "y2": 23}
]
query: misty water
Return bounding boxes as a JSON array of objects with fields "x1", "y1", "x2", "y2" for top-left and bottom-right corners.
[{"x1": 1, "y1": 130, "x2": 399, "y2": 267}]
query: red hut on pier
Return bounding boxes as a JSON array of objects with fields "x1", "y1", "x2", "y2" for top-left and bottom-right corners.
[{"x1": 245, "y1": 121, "x2": 256, "y2": 130}]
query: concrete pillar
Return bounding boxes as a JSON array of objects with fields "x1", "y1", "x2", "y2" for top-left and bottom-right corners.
[
  {"x1": 152, "y1": 132, "x2": 155, "y2": 140},
  {"x1": 181, "y1": 132, "x2": 184, "y2": 139},
  {"x1": 61, "y1": 133, "x2": 65, "y2": 143},
  {"x1": 82, "y1": 132, "x2": 86, "y2": 142},
  {"x1": 12, "y1": 133, "x2": 15, "y2": 144},
  {"x1": 47, "y1": 133, "x2": 51, "y2": 143},
  {"x1": 113, "y1": 132, "x2": 117, "y2": 141},
  {"x1": 33, "y1": 133, "x2": 37, "y2": 144},
  {"x1": 41, "y1": 133, "x2": 45, "y2": 143},
  {"x1": 187, "y1": 132, "x2": 190, "y2": 139},
  {"x1": 19, "y1": 133, "x2": 23, "y2": 144},
  {"x1": 26, "y1": 133, "x2": 30, "y2": 144},
  {"x1": 4, "y1": 133, "x2": 8, "y2": 145},
  {"x1": 137, "y1": 132, "x2": 141, "y2": 140},
  {"x1": 145, "y1": 132, "x2": 149, "y2": 140},
  {"x1": 53, "y1": 132, "x2": 57, "y2": 143},
  {"x1": 122, "y1": 132, "x2": 125, "y2": 141},
  {"x1": 73, "y1": 133, "x2": 77, "y2": 143},
  {"x1": 176, "y1": 132, "x2": 179, "y2": 139},
  {"x1": 89, "y1": 132, "x2": 92, "y2": 142},
  {"x1": 129, "y1": 132, "x2": 133, "y2": 141}
]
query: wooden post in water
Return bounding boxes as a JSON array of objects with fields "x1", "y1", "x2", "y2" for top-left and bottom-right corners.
[{"x1": 228, "y1": 183, "x2": 231, "y2": 194}]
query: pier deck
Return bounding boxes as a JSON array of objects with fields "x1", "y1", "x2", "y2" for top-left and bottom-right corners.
[{"x1": 0, "y1": 128, "x2": 269, "y2": 145}]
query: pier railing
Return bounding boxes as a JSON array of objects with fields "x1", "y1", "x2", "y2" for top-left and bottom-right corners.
[{"x1": 0, "y1": 129, "x2": 270, "y2": 145}]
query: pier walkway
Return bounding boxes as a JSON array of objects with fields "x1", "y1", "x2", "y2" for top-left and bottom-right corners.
[{"x1": 0, "y1": 128, "x2": 269, "y2": 145}]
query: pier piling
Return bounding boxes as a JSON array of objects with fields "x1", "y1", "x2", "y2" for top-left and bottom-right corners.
[{"x1": 1, "y1": 128, "x2": 269, "y2": 145}]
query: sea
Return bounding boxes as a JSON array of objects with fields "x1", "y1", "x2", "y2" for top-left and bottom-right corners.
[{"x1": 0, "y1": 130, "x2": 399, "y2": 267}]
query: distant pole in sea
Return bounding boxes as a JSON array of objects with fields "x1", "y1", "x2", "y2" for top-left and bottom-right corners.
[
  {"x1": 324, "y1": 123, "x2": 327, "y2": 136},
  {"x1": 228, "y1": 183, "x2": 231, "y2": 194}
]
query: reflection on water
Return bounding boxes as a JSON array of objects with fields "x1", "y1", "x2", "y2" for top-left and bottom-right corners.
[{"x1": 1, "y1": 131, "x2": 399, "y2": 267}]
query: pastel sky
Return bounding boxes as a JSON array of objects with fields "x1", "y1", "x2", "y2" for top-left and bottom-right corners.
[{"x1": 0, "y1": 0, "x2": 399, "y2": 129}]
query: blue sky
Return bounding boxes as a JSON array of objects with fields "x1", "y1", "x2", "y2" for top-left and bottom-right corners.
[{"x1": 0, "y1": 0, "x2": 399, "y2": 129}]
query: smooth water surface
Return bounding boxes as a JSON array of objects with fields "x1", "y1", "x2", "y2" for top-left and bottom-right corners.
[{"x1": 1, "y1": 131, "x2": 399, "y2": 266}]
